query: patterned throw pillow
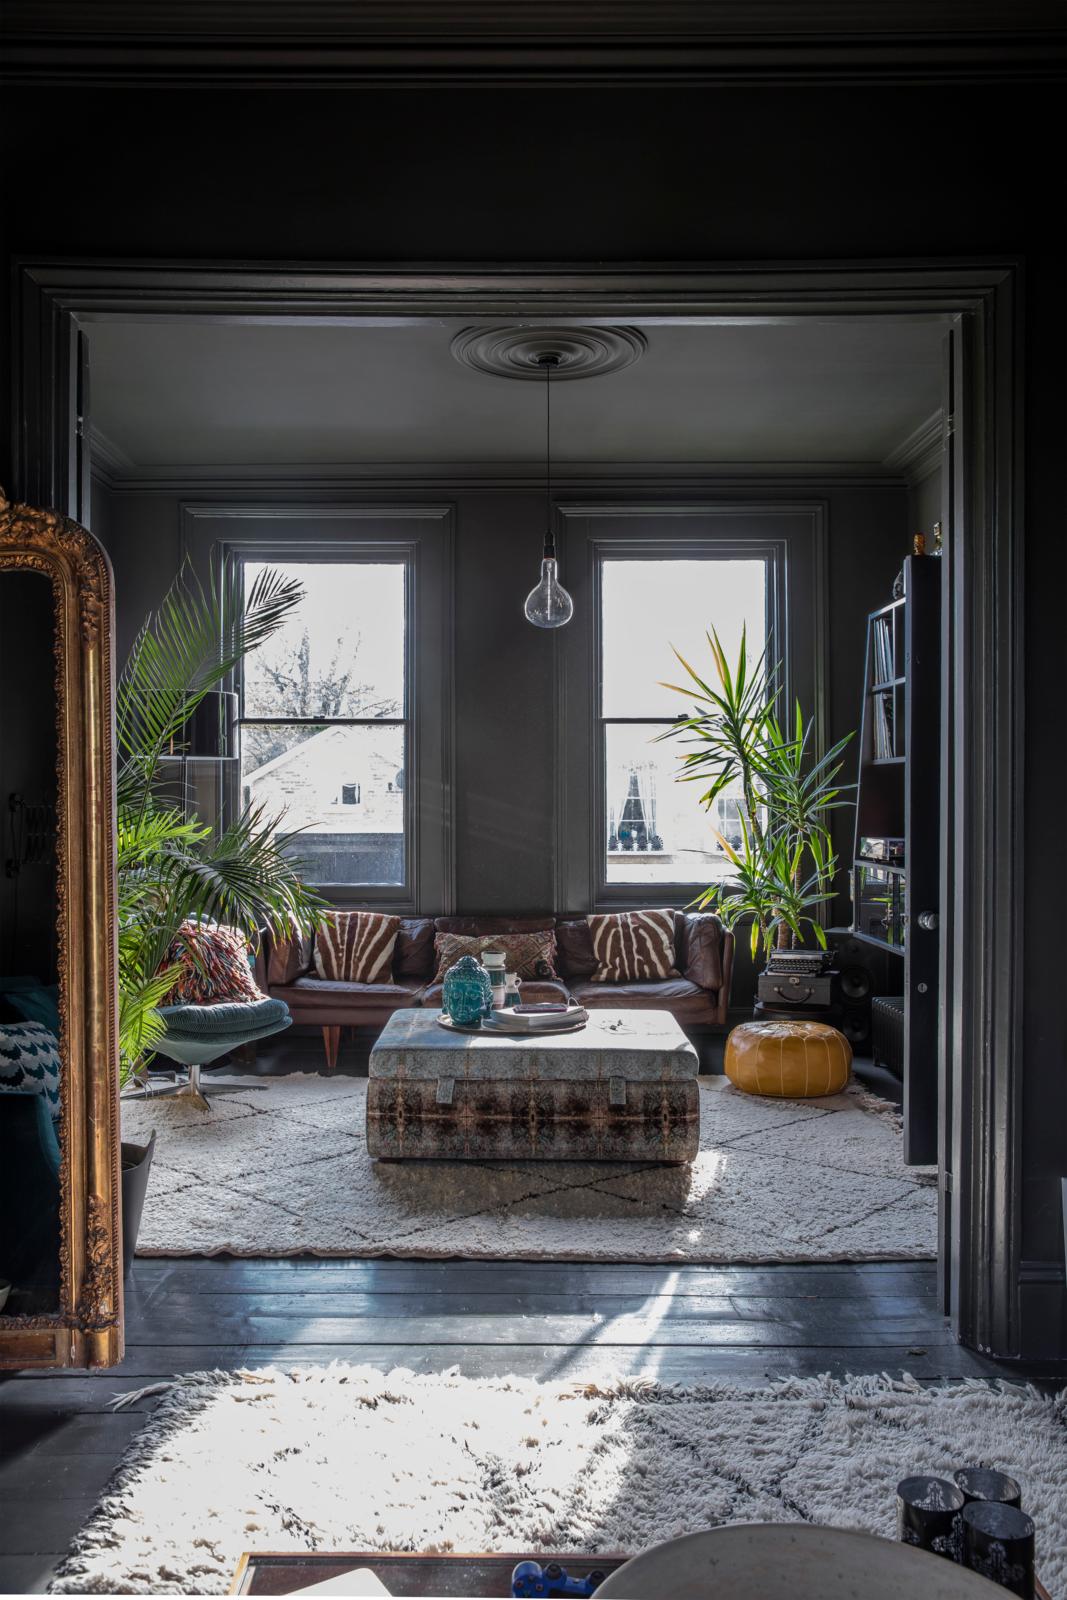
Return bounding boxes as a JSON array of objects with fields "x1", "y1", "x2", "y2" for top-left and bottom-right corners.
[
  {"x1": 433, "y1": 930, "x2": 558, "y2": 983},
  {"x1": 314, "y1": 911, "x2": 401, "y2": 983},
  {"x1": 160, "y1": 921, "x2": 263, "y2": 1006},
  {"x1": 0, "y1": 1022, "x2": 61, "y2": 1120},
  {"x1": 587, "y1": 909, "x2": 679, "y2": 983}
]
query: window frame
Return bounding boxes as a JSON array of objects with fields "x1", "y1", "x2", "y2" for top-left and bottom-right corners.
[
  {"x1": 180, "y1": 502, "x2": 455, "y2": 917},
  {"x1": 554, "y1": 502, "x2": 828, "y2": 914},
  {"x1": 232, "y1": 541, "x2": 415, "y2": 902},
  {"x1": 595, "y1": 541, "x2": 780, "y2": 902}
]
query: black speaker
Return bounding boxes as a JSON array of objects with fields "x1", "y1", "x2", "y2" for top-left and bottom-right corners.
[
  {"x1": 836, "y1": 991, "x2": 872, "y2": 1046},
  {"x1": 828, "y1": 931, "x2": 894, "y2": 989},
  {"x1": 826, "y1": 930, "x2": 895, "y2": 1051},
  {"x1": 838, "y1": 964, "x2": 872, "y2": 1002}
]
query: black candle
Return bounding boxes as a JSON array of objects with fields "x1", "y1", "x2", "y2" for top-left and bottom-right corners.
[
  {"x1": 955, "y1": 1467, "x2": 1023, "y2": 1509},
  {"x1": 961, "y1": 1501, "x2": 1035, "y2": 1597},
  {"x1": 897, "y1": 1474, "x2": 965, "y2": 1561}
]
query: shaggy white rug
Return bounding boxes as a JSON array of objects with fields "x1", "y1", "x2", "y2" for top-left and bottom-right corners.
[
  {"x1": 122, "y1": 1074, "x2": 936, "y2": 1263},
  {"x1": 51, "y1": 1367, "x2": 1067, "y2": 1596}
]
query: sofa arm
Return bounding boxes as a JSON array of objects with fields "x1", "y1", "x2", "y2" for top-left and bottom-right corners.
[
  {"x1": 682, "y1": 911, "x2": 725, "y2": 991},
  {"x1": 683, "y1": 912, "x2": 734, "y2": 1023},
  {"x1": 716, "y1": 927, "x2": 735, "y2": 1025},
  {"x1": 259, "y1": 925, "x2": 314, "y2": 989}
]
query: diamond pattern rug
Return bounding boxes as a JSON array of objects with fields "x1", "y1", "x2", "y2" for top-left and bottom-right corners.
[
  {"x1": 121, "y1": 1074, "x2": 936, "y2": 1261},
  {"x1": 50, "y1": 1367, "x2": 1066, "y2": 1596}
]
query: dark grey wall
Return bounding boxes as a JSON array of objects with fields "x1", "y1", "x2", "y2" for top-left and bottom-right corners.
[
  {"x1": 4, "y1": 71, "x2": 1063, "y2": 1357},
  {"x1": 91, "y1": 476, "x2": 907, "y2": 942},
  {"x1": 909, "y1": 469, "x2": 942, "y2": 543}
]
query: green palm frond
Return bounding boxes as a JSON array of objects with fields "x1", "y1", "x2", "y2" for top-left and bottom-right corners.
[
  {"x1": 148, "y1": 803, "x2": 325, "y2": 945},
  {"x1": 660, "y1": 625, "x2": 855, "y2": 955},
  {"x1": 117, "y1": 562, "x2": 304, "y2": 813},
  {"x1": 115, "y1": 562, "x2": 323, "y2": 1083},
  {"x1": 117, "y1": 962, "x2": 178, "y2": 1074}
]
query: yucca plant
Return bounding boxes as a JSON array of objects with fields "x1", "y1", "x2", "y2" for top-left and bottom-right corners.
[
  {"x1": 659, "y1": 627, "x2": 854, "y2": 962},
  {"x1": 117, "y1": 564, "x2": 325, "y2": 1083}
]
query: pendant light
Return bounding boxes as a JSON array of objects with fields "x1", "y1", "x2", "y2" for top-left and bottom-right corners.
[
  {"x1": 449, "y1": 325, "x2": 648, "y2": 626},
  {"x1": 524, "y1": 354, "x2": 574, "y2": 629}
]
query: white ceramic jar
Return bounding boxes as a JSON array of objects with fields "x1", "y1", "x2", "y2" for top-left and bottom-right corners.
[{"x1": 481, "y1": 949, "x2": 507, "y2": 1008}]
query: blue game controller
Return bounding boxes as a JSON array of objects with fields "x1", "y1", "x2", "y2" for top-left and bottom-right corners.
[{"x1": 511, "y1": 1560, "x2": 606, "y2": 1597}]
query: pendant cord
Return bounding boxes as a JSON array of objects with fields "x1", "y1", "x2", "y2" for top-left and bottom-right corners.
[{"x1": 543, "y1": 356, "x2": 554, "y2": 559}]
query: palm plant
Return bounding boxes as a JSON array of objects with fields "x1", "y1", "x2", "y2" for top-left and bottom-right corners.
[
  {"x1": 659, "y1": 628, "x2": 853, "y2": 961},
  {"x1": 117, "y1": 564, "x2": 324, "y2": 1083}
]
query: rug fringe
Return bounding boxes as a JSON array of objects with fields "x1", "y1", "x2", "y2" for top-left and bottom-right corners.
[{"x1": 110, "y1": 1380, "x2": 176, "y2": 1410}]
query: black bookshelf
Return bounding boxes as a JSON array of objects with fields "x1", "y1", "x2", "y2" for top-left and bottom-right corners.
[{"x1": 852, "y1": 554, "x2": 941, "y2": 1164}]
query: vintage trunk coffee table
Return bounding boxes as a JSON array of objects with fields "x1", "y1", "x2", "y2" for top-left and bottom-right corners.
[{"x1": 366, "y1": 1007, "x2": 700, "y2": 1162}]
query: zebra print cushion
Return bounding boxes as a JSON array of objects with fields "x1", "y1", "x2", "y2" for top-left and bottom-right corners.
[
  {"x1": 314, "y1": 911, "x2": 401, "y2": 984},
  {"x1": 587, "y1": 909, "x2": 679, "y2": 983}
]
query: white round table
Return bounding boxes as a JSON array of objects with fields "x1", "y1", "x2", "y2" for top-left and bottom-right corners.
[{"x1": 595, "y1": 1524, "x2": 1009, "y2": 1598}]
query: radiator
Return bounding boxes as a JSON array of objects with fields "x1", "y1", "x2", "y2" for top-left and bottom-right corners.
[{"x1": 872, "y1": 995, "x2": 906, "y2": 1076}]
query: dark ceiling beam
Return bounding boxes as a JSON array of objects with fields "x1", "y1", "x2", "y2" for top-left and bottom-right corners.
[
  {"x1": 3, "y1": 1, "x2": 1064, "y2": 84},
  {"x1": 4, "y1": 0, "x2": 1064, "y2": 35}
]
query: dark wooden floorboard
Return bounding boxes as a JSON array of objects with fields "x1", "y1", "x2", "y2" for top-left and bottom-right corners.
[
  {"x1": 129, "y1": 1258, "x2": 935, "y2": 1290},
  {"x1": 1, "y1": 1257, "x2": 1056, "y2": 1593},
  {"x1": 127, "y1": 1262, "x2": 938, "y2": 1286},
  {"x1": 122, "y1": 1292, "x2": 944, "y2": 1328},
  {"x1": 0, "y1": 1558, "x2": 62, "y2": 1596}
]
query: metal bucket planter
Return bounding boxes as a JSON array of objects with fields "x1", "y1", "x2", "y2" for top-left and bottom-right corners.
[{"x1": 120, "y1": 1130, "x2": 156, "y2": 1278}]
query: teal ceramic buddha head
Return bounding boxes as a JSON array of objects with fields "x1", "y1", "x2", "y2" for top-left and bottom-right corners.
[{"x1": 442, "y1": 954, "x2": 493, "y2": 1026}]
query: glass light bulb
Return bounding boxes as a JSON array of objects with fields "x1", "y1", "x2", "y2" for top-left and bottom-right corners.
[{"x1": 524, "y1": 556, "x2": 574, "y2": 629}]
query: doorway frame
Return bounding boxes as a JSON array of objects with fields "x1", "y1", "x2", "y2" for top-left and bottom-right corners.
[{"x1": 10, "y1": 257, "x2": 1024, "y2": 1358}]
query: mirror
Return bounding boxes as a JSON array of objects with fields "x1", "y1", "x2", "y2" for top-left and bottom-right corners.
[
  {"x1": 0, "y1": 571, "x2": 61, "y2": 1312},
  {"x1": 0, "y1": 491, "x2": 122, "y2": 1369}
]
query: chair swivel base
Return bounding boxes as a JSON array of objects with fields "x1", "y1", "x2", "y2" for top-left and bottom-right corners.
[{"x1": 124, "y1": 1063, "x2": 270, "y2": 1110}]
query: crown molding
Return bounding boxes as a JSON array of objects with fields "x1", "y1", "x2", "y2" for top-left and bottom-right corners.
[
  {"x1": 884, "y1": 411, "x2": 944, "y2": 484},
  {"x1": 90, "y1": 457, "x2": 908, "y2": 494},
  {"x1": 87, "y1": 424, "x2": 137, "y2": 479},
  {"x1": 3, "y1": 2, "x2": 1063, "y2": 84}
]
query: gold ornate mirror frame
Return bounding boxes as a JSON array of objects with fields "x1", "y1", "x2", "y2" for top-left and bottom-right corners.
[{"x1": 0, "y1": 491, "x2": 122, "y2": 1369}]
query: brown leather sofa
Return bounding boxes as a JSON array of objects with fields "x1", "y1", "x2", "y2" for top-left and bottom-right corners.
[{"x1": 262, "y1": 911, "x2": 734, "y2": 1069}]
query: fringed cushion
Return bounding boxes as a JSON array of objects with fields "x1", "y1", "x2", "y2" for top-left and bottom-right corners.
[
  {"x1": 314, "y1": 911, "x2": 401, "y2": 984},
  {"x1": 160, "y1": 921, "x2": 263, "y2": 1006},
  {"x1": 587, "y1": 909, "x2": 679, "y2": 983}
]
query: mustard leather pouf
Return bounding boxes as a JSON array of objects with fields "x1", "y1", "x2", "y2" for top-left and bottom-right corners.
[{"x1": 725, "y1": 1019, "x2": 851, "y2": 1098}]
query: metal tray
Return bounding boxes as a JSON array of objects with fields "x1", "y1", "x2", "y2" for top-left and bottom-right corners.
[{"x1": 436, "y1": 1011, "x2": 588, "y2": 1037}]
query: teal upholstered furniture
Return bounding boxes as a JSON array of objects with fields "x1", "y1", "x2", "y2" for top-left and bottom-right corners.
[
  {"x1": 0, "y1": 1091, "x2": 61, "y2": 1300},
  {"x1": 0, "y1": 975, "x2": 61, "y2": 1034},
  {"x1": 129, "y1": 996, "x2": 291, "y2": 1109}
]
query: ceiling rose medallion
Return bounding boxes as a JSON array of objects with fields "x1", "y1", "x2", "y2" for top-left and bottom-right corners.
[
  {"x1": 451, "y1": 326, "x2": 647, "y2": 628},
  {"x1": 449, "y1": 325, "x2": 647, "y2": 381}
]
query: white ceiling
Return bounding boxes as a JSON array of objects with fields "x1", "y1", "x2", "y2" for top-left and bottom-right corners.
[{"x1": 87, "y1": 317, "x2": 945, "y2": 472}]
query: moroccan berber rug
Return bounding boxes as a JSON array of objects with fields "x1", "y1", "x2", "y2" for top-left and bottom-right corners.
[
  {"x1": 50, "y1": 1367, "x2": 1067, "y2": 1595},
  {"x1": 121, "y1": 1075, "x2": 936, "y2": 1262}
]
